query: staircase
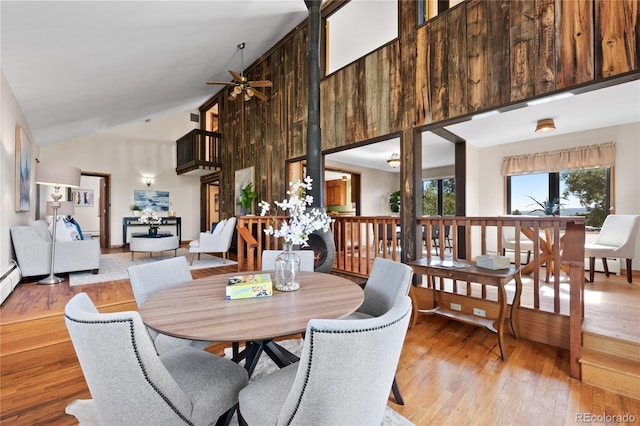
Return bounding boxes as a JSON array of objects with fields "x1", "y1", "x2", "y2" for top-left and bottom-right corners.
[{"x1": 580, "y1": 324, "x2": 640, "y2": 400}]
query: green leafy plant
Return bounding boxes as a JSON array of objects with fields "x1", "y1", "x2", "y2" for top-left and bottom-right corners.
[
  {"x1": 130, "y1": 204, "x2": 141, "y2": 211},
  {"x1": 389, "y1": 191, "x2": 401, "y2": 213},
  {"x1": 239, "y1": 182, "x2": 258, "y2": 212},
  {"x1": 527, "y1": 196, "x2": 561, "y2": 216}
]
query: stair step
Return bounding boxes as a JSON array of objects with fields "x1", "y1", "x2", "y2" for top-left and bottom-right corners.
[
  {"x1": 580, "y1": 348, "x2": 640, "y2": 400},
  {"x1": 583, "y1": 331, "x2": 640, "y2": 362}
]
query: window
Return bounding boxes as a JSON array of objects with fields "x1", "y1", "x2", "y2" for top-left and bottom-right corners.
[
  {"x1": 507, "y1": 168, "x2": 610, "y2": 228},
  {"x1": 423, "y1": 178, "x2": 455, "y2": 216},
  {"x1": 325, "y1": 0, "x2": 397, "y2": 74},
  {"x1": 417, "y1": 0, "x2": 465, "y2": 26},
  {"x1": 502, "y1": 143, "x2": 615, "y2": 228}
]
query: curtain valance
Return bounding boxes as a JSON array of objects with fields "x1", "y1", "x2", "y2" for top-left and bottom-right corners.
[{"x1": 500, "y1": 142, "x2": 616, "y2": 176}]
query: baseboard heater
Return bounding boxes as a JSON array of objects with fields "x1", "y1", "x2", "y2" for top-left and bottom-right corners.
[{"x1": 1, "y1": 261, "x2": 22, "y2": 305}]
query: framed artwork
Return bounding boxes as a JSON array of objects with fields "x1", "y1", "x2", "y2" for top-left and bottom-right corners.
[
  {"x1": 71, "y1": 189, "x2": 94, "y2": 207},
  {"x1": 134, "y1": 189, "x2": 169, "y2": 211},
  {"x1": 214, "y1": 193, "x2": 220, "y2": 212},
  {"x1": 234, "y1": 166, "x2": 254, "y2": 216},
  {"x1": 15, "y1": 125, "x2": 31, "y2": 212}
]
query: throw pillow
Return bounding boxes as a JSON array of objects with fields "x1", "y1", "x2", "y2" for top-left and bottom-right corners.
[
  {"x1": 210, "y1": 222, "x2": 219, "y2": 234},
  {"x1": 63, "y1": 218, "x2": 81, "y2": 241},
  {"x1": 48, "y1": 217, "x2": 73, "y2": 241},
  {"x1": 69, "y1": 217, "x2": 85, "y2": 240},
  {"x1": 212, "y1": 219, "x2": 227, "y2": 236}
]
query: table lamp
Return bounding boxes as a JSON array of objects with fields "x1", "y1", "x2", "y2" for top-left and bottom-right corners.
[{"x1": 35, "y1": 163, "x2": 81, "y2": 284}]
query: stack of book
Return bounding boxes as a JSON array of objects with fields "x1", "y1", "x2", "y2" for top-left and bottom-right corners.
[{"x1": 225, "y1": 273, "x2": 273, "y2": 300}]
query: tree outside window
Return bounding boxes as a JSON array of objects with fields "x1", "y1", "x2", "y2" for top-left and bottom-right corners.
[{"x1": 423, "y1": 178, "x2": 455, "y2": 216}]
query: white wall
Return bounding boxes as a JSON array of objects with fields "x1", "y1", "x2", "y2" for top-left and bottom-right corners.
[
  {"x1": 39, "y1": 111, "x2": 200, "y2": 246},
  {"x1": 469, "y1": 122, "x2": 640, "y2": 271},
  {"x1": 325, "y1": 159, "x2": 399, "y2": 215},
  {"x1": 1, "y1": 71, "x2": 39, "y2": 276}
]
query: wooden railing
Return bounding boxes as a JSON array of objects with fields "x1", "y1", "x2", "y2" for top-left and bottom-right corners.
[
  {"x1": 175, "y1": 129, "x2": 222, "y2": 175},
  {"x1": 236, "y1": 214, "x2": 586, "y2": 378}
]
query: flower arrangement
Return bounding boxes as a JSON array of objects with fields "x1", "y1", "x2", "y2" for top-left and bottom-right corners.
[
  {"x1": 139, "y1": 208, "x2": 162, "y2": 227},
  {"x1": 259, "y1": 177, "x2": 333, "y2": 246}
]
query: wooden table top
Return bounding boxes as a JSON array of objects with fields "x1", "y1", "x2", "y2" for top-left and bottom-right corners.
[{"x1": 138, "y1": 271, "x2": 364, "y2": 342}]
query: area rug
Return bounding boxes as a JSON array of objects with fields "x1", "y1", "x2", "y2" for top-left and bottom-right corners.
[
  {"x1": 65, "y1": 339, "x2": 414, "y2": 425},
  {"x1": 68, "y1": 248, "x2": 236, "y2": 286}
]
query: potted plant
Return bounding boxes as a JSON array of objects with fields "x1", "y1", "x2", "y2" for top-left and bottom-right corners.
[
  {"x1": 130, "y1": 204, "x2": 141, "y2": 216},
  {"x1": 239, "y1": 182, "x2": 258, "y2": 215},
  {"x1": 389, "y1": 191, "x2": 401, "y2": 214}
]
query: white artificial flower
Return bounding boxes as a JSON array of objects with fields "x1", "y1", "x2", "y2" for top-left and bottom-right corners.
[{"x1": 259, "y1": 179, "x2": 333, "y2": 246}]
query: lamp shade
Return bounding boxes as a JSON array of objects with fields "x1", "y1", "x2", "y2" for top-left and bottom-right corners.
[
  {"x1": 35, "y1": 163, "x2": 81, "y2": 188},
  {"x1": 47, "y1": 201, "x2": 74, "y2": 216}
]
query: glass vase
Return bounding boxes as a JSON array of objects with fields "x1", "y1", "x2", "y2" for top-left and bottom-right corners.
[{"x1": 275, "y1": 243, "x2": 300, "y2": 291}]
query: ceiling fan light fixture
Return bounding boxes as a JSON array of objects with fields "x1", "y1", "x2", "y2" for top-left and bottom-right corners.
[
  {"x1": 387, "y1": 153, "x2": 400, "y2": 168},
  {"x1": 535, "y1": 118, "x2": 556, "y2": 133}
]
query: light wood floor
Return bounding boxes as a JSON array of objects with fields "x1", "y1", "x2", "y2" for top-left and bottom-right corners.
[{"x1": 1, "y1": 247, "x2": 639, "y2": 425}]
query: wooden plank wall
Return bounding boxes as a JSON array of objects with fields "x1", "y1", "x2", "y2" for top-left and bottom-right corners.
[{"x1": 205, "y1": 0, "x2": 639, "y2": 220}]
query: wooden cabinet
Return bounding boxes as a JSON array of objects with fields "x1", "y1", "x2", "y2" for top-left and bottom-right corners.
[{"x1": 325, "y1": 179, "x2": 347, "y2": 206}]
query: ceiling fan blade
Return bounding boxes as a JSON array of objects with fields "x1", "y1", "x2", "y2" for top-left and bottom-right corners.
[
  {"x1": 248, "y1": 80, "x2": 273, "y2": 88},
  {"x1": 228, "y1": 70, "x2": 243, "y2": 82},
  {"x1": 252, "y1": 89, "x2": 268, "y2": 101},
  {"x1": 206, "y1": 81, "x2": 235, "y2": 86}
]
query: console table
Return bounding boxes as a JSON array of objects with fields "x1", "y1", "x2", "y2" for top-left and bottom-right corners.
[
  {"x1": 122, "y1": 216, "x2": 181, "y2": 246},
  {"x1": 409, "y1": 258, "x2": 523, "y2": 360}
]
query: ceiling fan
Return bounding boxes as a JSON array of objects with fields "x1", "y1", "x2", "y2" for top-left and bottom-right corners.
[{"x1": 206, "y1": 42, "x2": 272, "y2": 101}]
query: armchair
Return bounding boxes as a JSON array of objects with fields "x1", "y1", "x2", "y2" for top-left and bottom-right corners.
[
  {"x1": 188, "y1": 217, "x2": 236, "y2": 265},
  {"x1": 585, "y1": 214, "x2": 640, "y2": 283}
]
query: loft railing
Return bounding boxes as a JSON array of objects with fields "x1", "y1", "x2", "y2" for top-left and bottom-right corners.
[{"x1": 175, "y1": 129, "x2": 222, "y2": 175}]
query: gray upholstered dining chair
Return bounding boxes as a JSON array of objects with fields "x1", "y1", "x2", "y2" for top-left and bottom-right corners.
[
  {"x1": 128, "y1": 256, "x2": 212, "y2": 353},
  {"x1": 65, "y1": 292, "x2": 248, "y2": 426},
  {"x1": 585, "y1": 214, "x2": 640, "y2": 283},
  {"x1": 238, "y1": 296, "x2": 412, "y2": 426},
  {"x1": 261, "y1": 249, "x2": 315, "y2": 271},
  {"x1": 342, "y1": 256, "x2": 413, "y2": 405}
]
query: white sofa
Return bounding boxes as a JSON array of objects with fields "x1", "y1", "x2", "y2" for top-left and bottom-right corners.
[
  {"x1": 189, "y1": 217, "x2": 236, "y2": 265},
  {"x1": 10, "y1": 220, "x2": 101, "y2": 277}
]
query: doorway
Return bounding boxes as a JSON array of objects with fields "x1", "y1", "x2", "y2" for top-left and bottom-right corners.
[
  {"x1": 71, "y1": 172, "x2": 111, "y2": 248},
  {"x1": 201, "y1": 173, "x2": 221, "y2": 232}
]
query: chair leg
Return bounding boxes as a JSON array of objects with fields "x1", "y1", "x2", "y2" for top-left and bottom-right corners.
[
  {"x1": 189, "y1": 253, "x2": 194, "y2": 266},
  {"x1": 626, "y1": 258, "x2": 633, "y2": 283},
  {"x1": 602, "y1": 257, "x2": 610, "y2": 277},
  {"x1": 391, "y1": 376, "x2": 404, "y2": 405},
  {"x1": 215, "y1": 403, "x2": 238, "y2": 426},
  {"x1": 589, "y1": 257, "x2": 595, "y2": 282}
]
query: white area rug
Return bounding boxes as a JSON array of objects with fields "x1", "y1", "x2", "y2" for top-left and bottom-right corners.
[
  {"x1": 65, "y1": 339, "x2": 414, "y2": 425},
  {"x1": 68, "y1": 248, "x2": 236, "y2": 286}
]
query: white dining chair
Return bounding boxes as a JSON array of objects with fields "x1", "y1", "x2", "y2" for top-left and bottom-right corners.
[
  {"x1": 128, "y1": 256, "x2": 212, "y2": 353},
  {"x1": 585, "y1": 214, "x2": 640, "y2": 283},
  {"x1": 238, "y1": 296, "x2": 412, "y2": 426},
  {"x1": 65, "y1": 292, "x2": 248, "y2": 425},
  {"x1": 261, "y1": 249, "x2": 315, "y2": 271}
]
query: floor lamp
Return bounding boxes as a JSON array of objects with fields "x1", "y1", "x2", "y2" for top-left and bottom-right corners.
[{"x1": 35, "y1": 163, "x2": 81, "y2": 285}]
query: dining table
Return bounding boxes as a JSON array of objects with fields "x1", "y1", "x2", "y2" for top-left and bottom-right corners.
[
  {"x1": 138, "y1": 271, "x2": 364, "y2": 376},
  {"x1": 520, "y1": 226, "x2": 570, "y2": 280}
]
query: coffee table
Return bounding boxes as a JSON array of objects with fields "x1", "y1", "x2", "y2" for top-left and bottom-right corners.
[
  {"x1": 129, "y1": 232, "x2": 179, "y2": 260},
  {"x1": 138, "y1": 271, "x2": 364, "y2": 375}
]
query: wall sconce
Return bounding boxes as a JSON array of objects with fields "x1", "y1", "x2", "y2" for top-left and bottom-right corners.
[
  {"x1": 144, "y1": 176, "x2": 153, "y2": 187},
  {"x1": 535, "y1": 118, "x2": 556, "y2": 133},
  {"x1": 387, "y1": 153, "x2": 401, "y2": 168}
]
